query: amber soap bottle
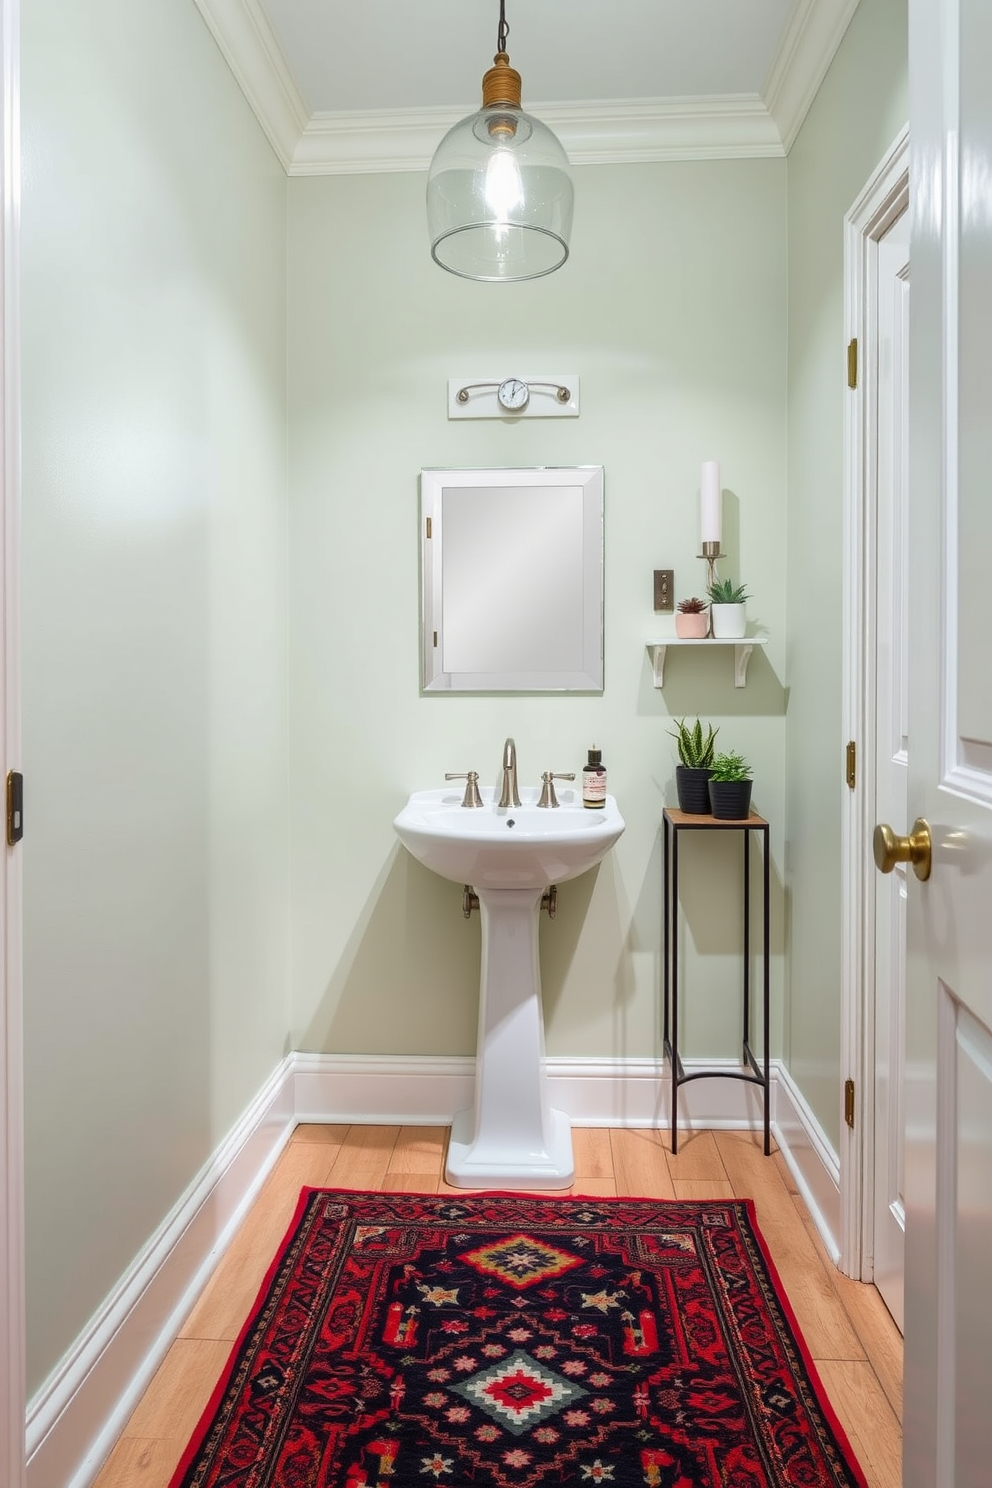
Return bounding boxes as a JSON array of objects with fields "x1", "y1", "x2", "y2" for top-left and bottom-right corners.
[{"x1": 582, "y1": 745, "x2": 607, "y2": 808}]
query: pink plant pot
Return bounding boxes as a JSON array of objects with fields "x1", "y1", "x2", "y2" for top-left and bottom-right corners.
[{"x1": 675, "y1": 611, "x2": 709, "y2": 639}]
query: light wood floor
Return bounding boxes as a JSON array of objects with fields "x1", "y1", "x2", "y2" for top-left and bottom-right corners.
[{"x1": 93, "y1": 1125, "x2": 902, "y2": 1488}]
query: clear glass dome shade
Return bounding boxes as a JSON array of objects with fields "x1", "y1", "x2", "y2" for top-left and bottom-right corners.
[{"x1": 427, "y1": 104, "x2": 574, "y2": 282}]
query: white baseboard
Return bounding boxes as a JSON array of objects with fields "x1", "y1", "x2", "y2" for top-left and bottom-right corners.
[
  {"x1": 292, "y1": 1052, "x2": 476, "y2": 1125},
  {"x1": 26, "y1": 1060, "x2": 296, "y2": 1488},
  {"x1": 770, "y1": 1060, "x2": 842, "y2": 1261},
  {"x1": 29, "y1": 1051, "x2": 840, "y2": 1488}
]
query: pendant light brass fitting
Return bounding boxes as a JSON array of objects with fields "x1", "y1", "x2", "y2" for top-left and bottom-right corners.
[{"x1": 482, "y1": 52, "x2": 522, "y2": 108}]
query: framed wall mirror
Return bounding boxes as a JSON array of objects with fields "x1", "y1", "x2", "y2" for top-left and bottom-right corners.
[{"x1": 421, "y1": 466, "x2": 604, "y2": 692}]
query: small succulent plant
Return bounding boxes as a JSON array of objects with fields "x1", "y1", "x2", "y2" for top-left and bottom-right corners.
[
  {"x1": 669, "y1": 717, "x2": 719, "y2": 769},
  {"x1": 676, "y1": 596, "x2": 708, "y2": 614},
  {"x1": 709, "y1": 749, "x2": 752, "y2": 782},
  {"x1": 708, "y1": 577, "x2": 750, "y2": 605}
]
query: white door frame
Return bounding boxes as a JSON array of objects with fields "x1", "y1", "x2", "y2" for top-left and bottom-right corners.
[
  {"x1": 0, "y1": 1, "x2": 23, "y2": 1483},
  {"x1": 840, "y1": 124, "x2": 910, "y2": 1280}
]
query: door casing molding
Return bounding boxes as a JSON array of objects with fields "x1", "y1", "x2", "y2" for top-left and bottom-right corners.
[
  {"x1": 840, "y1": 123, "x2": 909, "y2": 1280},
  {"x1": 0, "y1": 0, "x2": 24, "y2": 1484}
]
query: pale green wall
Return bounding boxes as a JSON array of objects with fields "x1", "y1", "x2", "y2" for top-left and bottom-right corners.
[
  {"x1": 785, "y1": 0, "x2": 908, "y2": 1146},
  {"x1": 287, "y1": 162, "x2": 788, "y2": 1067},
  {"x1": 20, "y1": 0, "x2": 290, "y2": 1392}
]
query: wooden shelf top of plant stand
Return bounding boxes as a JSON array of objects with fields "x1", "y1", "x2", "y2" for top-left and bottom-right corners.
[
  {"x1": 664, "y1": 807, "x2": 768, "y2": 828},
  {"x1": 646, "y1": 636, "x2": 768, "y2": 689}
]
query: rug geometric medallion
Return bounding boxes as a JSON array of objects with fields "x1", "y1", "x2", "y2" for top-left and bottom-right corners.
[{"x1": 169, "y1": 1189, "x2": 870, "y2": 1488}]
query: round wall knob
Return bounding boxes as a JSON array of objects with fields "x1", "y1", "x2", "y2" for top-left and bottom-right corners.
[{"x1": 873, "y1": 818, "x2": 932, "y2": 881}]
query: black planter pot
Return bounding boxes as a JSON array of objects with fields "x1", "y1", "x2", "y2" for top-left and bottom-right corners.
[
  {"x1": 675, "y1": 766, "x2": 714, "y2": 815},
  {"x1": 708, "y1": 779, "x2": 753, "y2": 820}
]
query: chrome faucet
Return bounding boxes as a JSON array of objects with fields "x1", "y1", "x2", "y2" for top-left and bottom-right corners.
[{"x1": 498, "y1": 736, "x2": 521, "y2": 808}]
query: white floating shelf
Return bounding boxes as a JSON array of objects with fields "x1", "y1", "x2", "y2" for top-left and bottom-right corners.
[{"x1": 646, "y1": 636, "x2": 768, "y2": 689}]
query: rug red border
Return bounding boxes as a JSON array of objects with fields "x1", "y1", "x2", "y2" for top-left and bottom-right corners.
[{"x1": 168, "y1": 1186, "x2": 873, "y2": 1488}]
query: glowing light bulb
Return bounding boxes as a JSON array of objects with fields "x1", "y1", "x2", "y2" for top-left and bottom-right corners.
[{"x1": 484, "y1": 147, "x2": 524, "y2": 224}]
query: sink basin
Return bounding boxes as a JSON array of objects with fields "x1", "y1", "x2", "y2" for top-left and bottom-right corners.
[{"x1": 393, "y1": 785, "x2": 625, "y2": 889}]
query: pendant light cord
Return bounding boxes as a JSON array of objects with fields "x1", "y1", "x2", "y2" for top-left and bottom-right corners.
[{"x1": 497, "y1": 0, "x2": 509, "y2": 55}]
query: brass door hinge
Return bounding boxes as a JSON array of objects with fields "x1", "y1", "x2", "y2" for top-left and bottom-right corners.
[
  {"x1": 6, "y1": 771, "x2": 23, "y2": 846},
  {"x1": 426, "y1": 517, "x2": 432, "y2": 539},
  {"x1": 844, "y1": 1078, "x2": 856, "y2": 1129},
  {"x1": 847, "y1": 337, "x2": 858, "y2": 389},
  {"x1": 846, "y1": 740, "x2": 857, "y2": 790}
]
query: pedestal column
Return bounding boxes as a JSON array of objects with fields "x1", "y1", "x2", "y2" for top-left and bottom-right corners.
[{"x1": 445, "y1": 886, "x2": 574, "y2": 1189}]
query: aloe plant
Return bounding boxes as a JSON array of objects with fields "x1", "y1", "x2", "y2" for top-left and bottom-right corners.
[
  {"x1": 709, "y1": 749, "x2": 752, "y2": 782},
  {"x1": 669, "y1": 717, "x2": 718, "y2": 769},
  {"x1": 708, "y1": 577, "x2": 750, "y2": 605}
]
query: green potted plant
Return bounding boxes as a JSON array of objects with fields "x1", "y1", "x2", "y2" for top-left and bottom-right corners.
[
  {"x1": 669, "y1": 717, "x2": 718, "y2": 814},
  {"x1": 675, "y1": 596, "x2": 709, "y2": 639},
  {"x1": 707, "y1": 577, "x2": 750, "y2": 639},
  {"x1": 708, "y1": 749, "x2": 753, "y2": 819}
]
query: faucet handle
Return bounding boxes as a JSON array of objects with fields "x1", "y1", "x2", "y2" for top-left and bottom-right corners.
[
  {"x1": 445, "y1": 771, "x2": 483, "y2": 808},
  {"x1": 537, "y1": 771, "x2": 576, "y2": 809}
]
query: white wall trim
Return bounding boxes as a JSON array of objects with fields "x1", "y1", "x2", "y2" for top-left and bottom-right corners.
[
  {"x1": 0, "y1": 0, "x2": 24, "y2": 1482},
  {"x1": 189, "y1": 0, "x2": 309, "y2": 171},
  {"x1": 764, "y1": 0, "x2": 862, "y2": 153},
  {"x1": 289, "y1": 96, "x2": 784, "y2": 176},
  {"x1": 192, "y1": 0, "x2": 861, "y2": 174},
  {"x1": 772, "y1": 1061, "x2": 843, "y2": 1262},
  {"x1": 25, "y1": 1060, "x2": 296, "y2": 1488},
  {"x1": 840, "y1": 125, "x2": 910, "y2": 1279},
  {"x1": 30, "y1": 1051, "x2": 840, "y2": 1488},
  {"x1": 296, "y1": 1051, "x2": 796, "y2": 1134}
]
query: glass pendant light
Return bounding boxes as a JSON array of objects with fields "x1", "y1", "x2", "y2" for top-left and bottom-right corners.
[{"x1": 426, "y1": 0, "x2": 573, "y2": 282}]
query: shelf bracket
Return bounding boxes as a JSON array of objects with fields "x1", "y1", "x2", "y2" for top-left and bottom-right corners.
[
  {"x1": 650, "y1": 644, "x2": 668, "y2": 687},
  {"x1": 733, "y1": 643, "x2": 755, "y2": 688}
]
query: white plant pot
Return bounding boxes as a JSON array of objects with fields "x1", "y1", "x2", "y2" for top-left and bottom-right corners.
[{"x1": 710, "y1": 603, "x2": 746, "y2": 639}]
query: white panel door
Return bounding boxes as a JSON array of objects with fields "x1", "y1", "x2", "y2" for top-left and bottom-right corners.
[
  {"x1": 872, "y1": 208, "x2": 910, "y2": 1332},
  {"x1": 905, "y1": 0, "x2": 992, "y2": 1483}
]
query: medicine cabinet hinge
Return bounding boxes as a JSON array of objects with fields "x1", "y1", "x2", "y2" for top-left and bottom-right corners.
[
  {"x1": 426, "y1": 517, "x2": 432, "y2": 539},
  {"x1": 847, "y1": 337, "x2": 858, "y2": 389},
  {"x1": 844, "y1": 1078, "x2": 856, "y2": 1129},
  {"x1": 6, "y1": 770, "x2": 23, "y2": 846},
  {"x1": 845, "y1": 740, "x2": 857, "y2": 790}
]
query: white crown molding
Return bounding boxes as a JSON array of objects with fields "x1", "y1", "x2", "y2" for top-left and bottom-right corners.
[
  {"x1": 290, "y1": 96, "x2": 783, "y2": 176},
  {"x1": 194, "y1": 0, "x2": 861, "y2": 174},
  {"x1": 190, "y1": 0, "x2": 309, "y2": 171},
  {"x1": 763, "y1": 0, "x2": 862, "y2": 152}
]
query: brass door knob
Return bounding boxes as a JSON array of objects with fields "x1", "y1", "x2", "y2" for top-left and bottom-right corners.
[{"x1": 873, "y1": 818, "x2": 932, "y2": 881}]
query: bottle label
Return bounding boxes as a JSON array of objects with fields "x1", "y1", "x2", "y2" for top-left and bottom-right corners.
[{"x1": 583, "y1": 771, "x2": 607, "y2": 803}]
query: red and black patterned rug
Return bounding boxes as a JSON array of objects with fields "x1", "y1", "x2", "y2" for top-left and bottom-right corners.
[{"x1": 170, "y1": 1189, "x2": 869, "y2": 1488}]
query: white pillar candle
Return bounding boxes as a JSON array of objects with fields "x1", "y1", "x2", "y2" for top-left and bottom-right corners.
[{"x1": 700, "y1": 461, "x2": 721, "y2": 545}]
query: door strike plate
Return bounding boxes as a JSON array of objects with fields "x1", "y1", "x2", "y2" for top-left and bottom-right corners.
[{"x1": 6, "y1": 771, "x2": 23, "y2": 846}]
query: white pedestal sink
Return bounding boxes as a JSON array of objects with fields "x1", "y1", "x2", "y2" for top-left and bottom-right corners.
[{"x1": 393, "y1": 785, "x2": 625, "y2": 1189}]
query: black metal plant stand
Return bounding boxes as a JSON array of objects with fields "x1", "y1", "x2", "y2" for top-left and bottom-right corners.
[{"x1": 662, "y1": 808, "x2": 771, "y2": 1155}]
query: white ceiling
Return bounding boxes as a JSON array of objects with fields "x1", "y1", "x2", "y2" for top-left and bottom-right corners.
[
  {"x1": 193, "y1": 0, "x2": 861, "y2": 172},
  {"x1": 258, "y1": 0, "x2": 793, "y2": 114}
]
